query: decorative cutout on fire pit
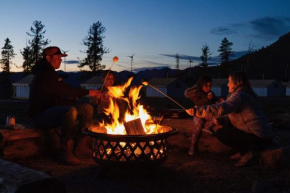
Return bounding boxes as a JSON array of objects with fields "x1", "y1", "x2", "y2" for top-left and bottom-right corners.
[{"x1": 83, "y1": 126, "x2": 178, "y2": 166}]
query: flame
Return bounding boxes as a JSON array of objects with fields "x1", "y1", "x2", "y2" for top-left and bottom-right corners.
[{"x1": 94, "y1": 77, "x2": 162, "y2": 135}]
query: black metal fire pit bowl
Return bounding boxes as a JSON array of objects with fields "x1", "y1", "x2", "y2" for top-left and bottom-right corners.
[{"x1": 83, "y1": 126, "x2": 178, "y2": 167}]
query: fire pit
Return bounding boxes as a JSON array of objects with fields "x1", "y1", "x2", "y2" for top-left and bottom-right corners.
[
  {"x1": 83, "y1": 77, "x2": 180, "y2": 166},
  {"x1": 83, "y1": 125, "x2": 178, "y2": 166}
]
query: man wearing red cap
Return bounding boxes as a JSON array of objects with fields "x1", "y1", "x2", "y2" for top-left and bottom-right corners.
[{"x1": 28, "y1": 46, "x2": 100, "y2": 166}]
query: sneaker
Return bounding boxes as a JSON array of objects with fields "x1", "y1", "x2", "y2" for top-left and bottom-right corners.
[
  {"x1": 230, "y1": 153, "x2": 242, "y2": 160},
  {"x1": 58, "y1": 139, "x2": 80, "y2": 166},
  {"x1": 234, "y1": 151, "x2": 253, "y2": 167}
]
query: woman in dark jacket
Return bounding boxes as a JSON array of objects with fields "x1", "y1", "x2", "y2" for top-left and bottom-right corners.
[
  {"x1": 186, "y1": 72, "x2": 275, "y2": 166},
  {"x1": 184, "y1": 75, "x2": 217, "y2": 156}
]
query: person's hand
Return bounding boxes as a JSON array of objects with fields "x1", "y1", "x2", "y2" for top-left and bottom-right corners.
[
  {"x1": 89, "y1": 90, "x2": 101, "y2": 98},
  {"x1": 186, "y1": 108, "x2": 194, "y2": 116},
  {"x1": 219, "y1": 97, "x2": 225, "y2": 102},
  {"x1": 207, "y1": 92, "x2": 214, "y2": 100}
]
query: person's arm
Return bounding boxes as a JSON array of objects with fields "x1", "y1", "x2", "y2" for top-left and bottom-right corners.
[
  {"x1": 184, "y1": 88, "x2": 210, "y2": 106},
  {"x1": 192, "y1": 93, "x2": 210, "y2": 106},
  {"x1": 188, "y1": 91, "x2": 243, "y2": 119},
  {"x1": 184, "y1": 86, "x2": 195, "y2": 98},
  {"x1": 44, "y1": 70, "x2": 89, "y2": 97}
]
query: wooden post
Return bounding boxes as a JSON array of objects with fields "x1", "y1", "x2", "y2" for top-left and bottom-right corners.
[{"x1": 124, "y1": 118, "x2": 146, "y2": 135}]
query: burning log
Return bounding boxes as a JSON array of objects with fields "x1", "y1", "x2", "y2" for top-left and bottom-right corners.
[{"x1": 124, "y1": 118, "x2": 146, "y2": 135}]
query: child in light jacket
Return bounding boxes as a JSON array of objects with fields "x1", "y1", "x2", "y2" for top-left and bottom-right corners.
[{"x1": 185, "y1": 75, "x2": 217, "y2": 155}]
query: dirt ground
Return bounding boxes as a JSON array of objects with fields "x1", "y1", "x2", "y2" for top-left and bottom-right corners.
[{"x1": 1, "y1": 99, "x2": 290, "y2": 193}]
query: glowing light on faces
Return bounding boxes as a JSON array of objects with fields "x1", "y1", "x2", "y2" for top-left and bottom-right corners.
[
  {"x1": 46, "y1": 55, "x2": 62, "y2": 69},
  {"x1": 227, "y1": 76, "x2": 235, "y2": 93},
  {"x1": 104, "y1": 74, "x2": 115, "y2": 87},
  {"x1": 202, "y1": 82, "x2": 212, "y2": 93}
]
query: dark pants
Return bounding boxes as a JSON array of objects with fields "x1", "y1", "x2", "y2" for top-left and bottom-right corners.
[
  {"x1": 33, "y1": 103, "x2": 93, "y2": 143},
  {"x1": 215, "y1": 124, "x2": 272, "y2": 155}
]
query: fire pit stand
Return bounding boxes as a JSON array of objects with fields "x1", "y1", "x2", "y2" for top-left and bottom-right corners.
[{"x1": 83, "y1": 126, "x2": 178, "y2": 167}]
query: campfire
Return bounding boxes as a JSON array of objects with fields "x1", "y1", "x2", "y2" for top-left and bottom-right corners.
[{"x1": 83, "y1": 77, "x2": 178, "y2": 166}]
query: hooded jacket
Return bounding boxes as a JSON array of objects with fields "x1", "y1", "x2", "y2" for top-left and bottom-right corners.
[
  {"x1": 184, "y1": 86, "x2": 217, "y2": 106},
  {"x1": 28, "y1": 58, "x2": 89, "y2": 118},
  {"x1": 193, "y1": 87, "x2": 274, "y2": 139}
]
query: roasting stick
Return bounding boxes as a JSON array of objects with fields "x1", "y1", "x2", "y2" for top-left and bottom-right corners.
[
  {"x1": 99, "y1": 56, "x2": 119, "y2": 94},
  {"x1": 141, "y1": 80, "x2": 187, "y2": 111}
]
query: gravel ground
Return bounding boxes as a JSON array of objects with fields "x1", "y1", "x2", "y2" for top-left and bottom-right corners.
[
  {"x1": 2, "y1": 99, "x2": 290, "y2": 193},
  {"x1": 8, "y1": 118, "x2": 290, "y2": 193}
]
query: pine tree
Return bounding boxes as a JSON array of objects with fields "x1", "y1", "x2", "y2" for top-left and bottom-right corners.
[
  {"x1": 78, "y1": 21, "x2": 109, "y2": 72},
  {"x1": 200, "y1": 44, "x2": 212, "y2": 67},
  {"x1": 218, "y1": 37, "x2": 234, "y2": 65},
  {"x1": 1, "y1": 38, "x2": 16, "y2": 73},
  {"x1": 25, "y1": 20, "x2": 50, "y2": 72},
  {"x1": 20, "y1": 46, "x2": 34, "y2": 73}
]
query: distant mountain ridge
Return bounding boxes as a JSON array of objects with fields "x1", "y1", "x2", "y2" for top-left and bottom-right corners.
[{"x1": 228, "y1": 31, "x2": 290, "y2": 80}]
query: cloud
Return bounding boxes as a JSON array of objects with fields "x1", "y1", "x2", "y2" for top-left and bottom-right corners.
[
  {"x1": 209, "y1": 27, "x2": 237, "y2": 35},
  {"x1": 143, "y1": 61, "x2": 170, "y2": 66},
  {"x1": 209, "y1": 16, "x2": 290, "y2": 41},
  {"x1": 116, "y1": 64, "x2": 128, "y2": 68},
  {"x1": 159, "y1": 54, "x2": 200, "y2": 61},
  {"x1": 64, "y1": 60, "x2": 79, "y2": 64},
  {"x1": 249, "y1": 17, "x2": 290, "y2": 40}
]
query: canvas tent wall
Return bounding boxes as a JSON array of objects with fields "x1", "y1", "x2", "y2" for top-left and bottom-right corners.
[
  {"x1": 146, "y1": 78, "x2": 187, "y2": 98},
  {"x1": 12, "y1": 74, "x2": 34, "y2": 99},
  {"x1": 249, "y1": 80, "x2": 285, "y2": 97}
]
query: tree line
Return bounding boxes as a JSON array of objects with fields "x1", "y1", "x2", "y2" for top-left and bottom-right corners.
[
  {"x1": 0, "y1": 20, "x2": 108, "y2": 73},
  {"x1": 174, "y1": 37, "x2": 235, "y2": 70},
  {"x1": 200, "y1": 38, "x2": 234, "y2": 67},
  {"x1": 1, "y1": 20, "x2": 235, "y2": 73}
]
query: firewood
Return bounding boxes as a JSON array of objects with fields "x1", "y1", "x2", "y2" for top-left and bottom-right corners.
[
  {"x1": 0, "y1": 127, "x2": 61, "y2": 159},
  {"x1": 0, "y1": 129, "x2": 41, "y2": 144},
  {"x1": 124, "y1": 118, "x2": 146, "y2": 135}
]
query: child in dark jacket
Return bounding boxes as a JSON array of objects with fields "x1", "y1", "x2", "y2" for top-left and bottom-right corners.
[{"x1": 184, "y1": 75, "x2": 217, "y2": 155}]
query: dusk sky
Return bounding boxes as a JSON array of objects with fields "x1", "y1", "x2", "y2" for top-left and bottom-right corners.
[{"x1": 1, "y1": 0, "x2": 290, "y2": 72}]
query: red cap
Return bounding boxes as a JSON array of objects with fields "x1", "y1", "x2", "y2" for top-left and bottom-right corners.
[{"x1": 43, "y1": 46, "x2": 67, "y2": 57}]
